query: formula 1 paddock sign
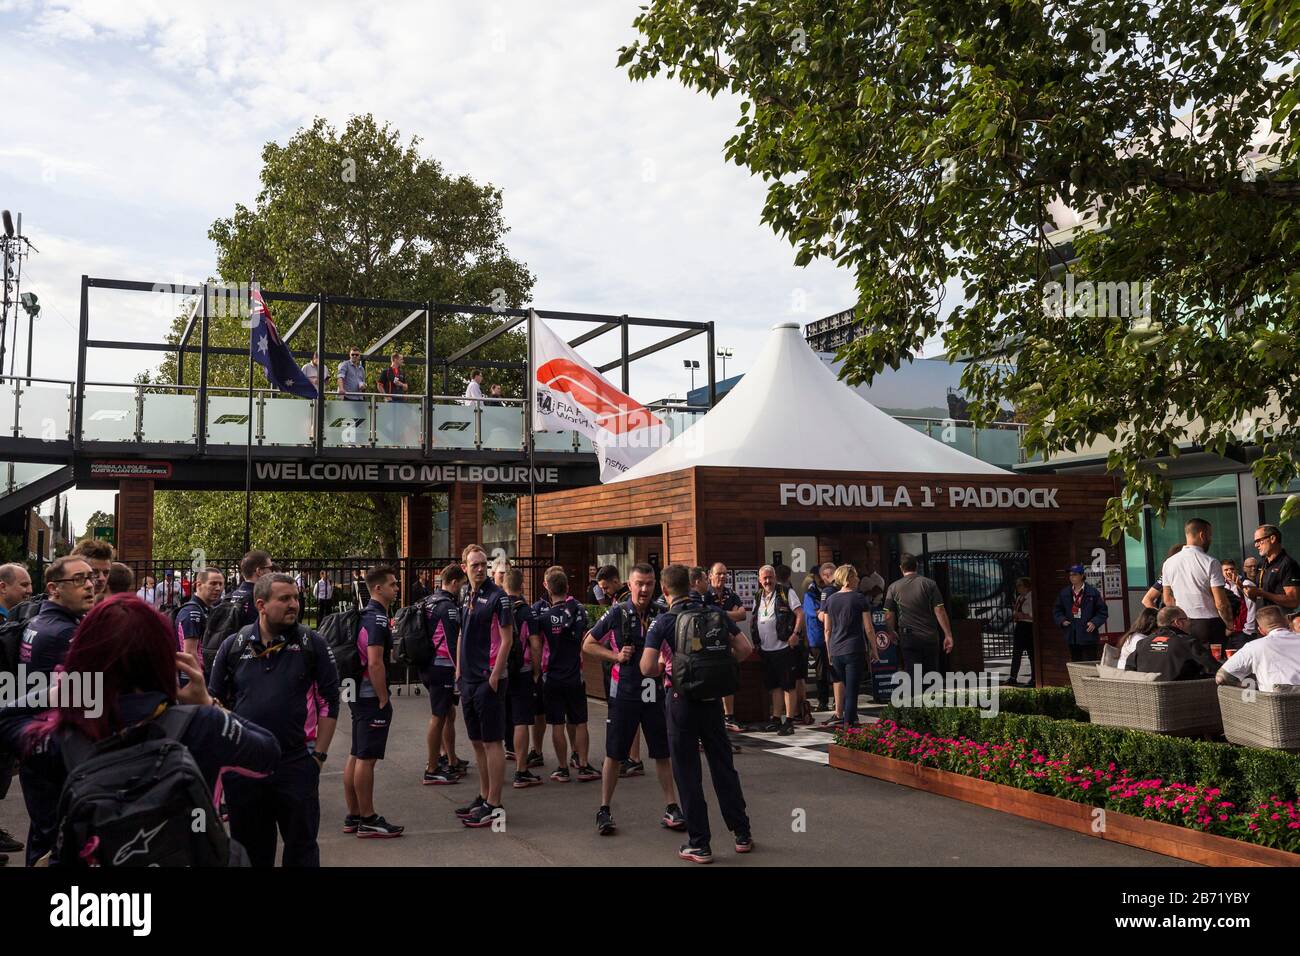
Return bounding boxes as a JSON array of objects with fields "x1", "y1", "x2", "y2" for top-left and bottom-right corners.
[{"x1": 778, "y1": 482, "x2": 1060, "y2": 510}]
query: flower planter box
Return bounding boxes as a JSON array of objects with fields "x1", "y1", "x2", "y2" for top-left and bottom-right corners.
[{"x1": 829, "y1": 744, "x2": 1300, "y2": 867}]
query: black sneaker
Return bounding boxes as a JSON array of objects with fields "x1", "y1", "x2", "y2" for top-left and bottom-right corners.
[
  {"x1": 678, "y1": 843, "x2": 713, "y2": 864},
  {"x1": 423, "y1": 766, "x2": 458, "y2": 785},
  {"x1": 596, "y1": 806, "x2": 616, "y2": 835},
  {"x1": 435, "y1": 755, "x2": 451, "y2": 773},
  {"x1": 343, "y1": 814, "x2": 362, "y2": 834},
  {"x1": 762, "y1": 718, "x2": 782, "y2": 732},
  {"x1": 455, "y1": 795, "x2": 487, "y2": 819},
  {"x1": 513, "y1": 770, "x2": 544, "y2": 789},
  {"x1": 619, "y1": 759, "x2": 645, "y2": 778},
  {"x1": 661, "y1": 803, "x2": 687, "y2": 830},
  {"x1": 735, "y1": 833, "x2": 755, "y2": 853},
  {"x1": 777, "y1": 719, "x2": 796, "y2": 737},
  {"x1": 526, "y1": 749, "x2": 545, "y2": 769},
  {"x1": 0, "y1": 828, "x2": 22, "y2": 853},
  {"x1": 550, "y1": 766, "x2": 571, "y2": 783},
  {"x1": 462, "y1": 802, "x2": 504, "y2": 828},
  {"x1": 506, "y1": 749, "x2": 517, "y2": 763},
  {"x1": 357, "y1": 815, "x2": 404, "y2": 839},
  {"x1": 451, "y1": 758, "x2": 470, "y2": 777},
  {"x1": 569, "y1": 750, "x2": 581, "y2": 770},
  {"x1": 724, "y1": 717, "x2": 741, "y2": 733},
  {"x1": 576, "y1": 763, "x2": 602, "y2": 782}
]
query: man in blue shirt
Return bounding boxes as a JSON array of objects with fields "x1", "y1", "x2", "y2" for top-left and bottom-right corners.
[
  {"x1": 175, "y1": 567, "x2": 224, "y2": 664},
  {"x1": 706, "y1": 562, "x2": 748, "y2": 732},
  {"x1": 584, "y1": 563, "x2": 685, "y2": 835},
  {"x1": 642, "y1": 563, "x2": 754, "y2": 864},
  {"x1": 20, "y1": 556, "x2": 95, "y2": 674},
  {"x1": 0, "y1": 562, "x2": 33, "y2": 619},
  {"x1": 454, "y1": 544, "x2": 515, "y2": 828},
  {"x1": 503, "y1": 569, "x2": 545, "y2": 789},
  {"x1": 209, "y1": 572, "x2": 340, "y2": 867},
  {"x1": 336, "y1": 346, "x2": 366, "y2": 400},
  {"x1": 803, "y1": 562, "x2": 836, "y2": 712},
  {"x1": 343, "y1": 566, "x2": 404, "y2": 838}
]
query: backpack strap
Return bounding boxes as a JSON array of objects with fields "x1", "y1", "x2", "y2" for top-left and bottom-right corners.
[{"x1": 59, "y1": 704, "x2": 199, "y2": 774}]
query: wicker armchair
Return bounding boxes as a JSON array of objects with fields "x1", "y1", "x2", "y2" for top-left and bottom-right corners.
[
  {"x1": 1082, "y1": 676, "x2": 1222, "y2": 736},
  {"x1": 1066, "y1": 662, "x2": 1099, "y2": 713},
  {"x1": 1217, "y1": 684, "x2": 1300, "y2": 751}
]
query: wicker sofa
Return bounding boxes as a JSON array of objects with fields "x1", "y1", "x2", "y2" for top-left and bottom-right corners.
[
  {"x1": 1066, "y1": 662, "x2": 1099, "y2": 713},
  {"x1": 1081, "y1": 675, "x2": 1222, "y2": 736},
  {"x1": 1217, "y1": 684, "x2": 1300, "y2": 751}
]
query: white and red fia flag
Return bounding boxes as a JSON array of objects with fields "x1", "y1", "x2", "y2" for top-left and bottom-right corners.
[{"x1": 531, "y1": 313, "x2": 671, "y2": 482}]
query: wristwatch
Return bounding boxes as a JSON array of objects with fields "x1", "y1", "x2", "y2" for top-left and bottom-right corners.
[{"x1": 312, "y1": 751, "x2": 328, "y2": 764}]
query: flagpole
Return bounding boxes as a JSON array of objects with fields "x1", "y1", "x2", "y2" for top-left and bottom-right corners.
[
  {"x1": 526, "y1": 309, "x2": 536, "y2": 586},
  {"x1": 243, "y1": 278, "x2": 255, "y2": 556}
]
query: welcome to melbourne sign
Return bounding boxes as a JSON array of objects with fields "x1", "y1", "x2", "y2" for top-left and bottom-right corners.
[{"x1": 254, "y1": 462, "x2": 561, "y2": 486}]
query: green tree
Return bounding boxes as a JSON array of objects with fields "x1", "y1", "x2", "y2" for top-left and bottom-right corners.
[
  {"x1": 620, "y1": 2, "x2": 1300, "y2": 538},
  {"x1": 81, "y1": 509, "x2": 115, "y2": 540},
  {"x1": 150, "y1": 114, "x2": 535, "y2": 556}
]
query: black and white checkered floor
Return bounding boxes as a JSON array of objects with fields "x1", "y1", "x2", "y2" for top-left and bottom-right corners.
[{"x1": 739, "y1": 657, "x2": 1021, "y2": 765}]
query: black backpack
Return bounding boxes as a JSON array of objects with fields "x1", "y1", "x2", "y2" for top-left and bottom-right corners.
[
  {"x1": 201, "y1": 597, "x2": 249, "y2": 678},
  {"x1": 393, "y1": 598, "x2": 441, "y2": 668},
  {"x1": 672, "y1": 605, "x2": 739, "y2": 701},
  {"x1": 0, "y1": 599, "x2": 41, "y2": 676},
  {"x1": 54, "y1": 706, "x2": 238, "y2": 867},
  {"x1": 508, "y1": 596, "x2": 533, "y2": 673},
  {"x1": 319, "y1": 607, "x2": 363, "y2": 682}
]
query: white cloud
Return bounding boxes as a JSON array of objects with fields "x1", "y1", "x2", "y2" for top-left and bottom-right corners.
[{"x1": 1, "y1": 0, "x2": 866, "y2": 533}]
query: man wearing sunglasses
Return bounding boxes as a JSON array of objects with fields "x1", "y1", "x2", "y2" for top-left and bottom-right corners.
[
  {"x1": 19, "y1": 556, "x2": 95, "y2": 675},
  {"x1": 1244, "y1": 525, "x2": 1300, "y2": 617}
]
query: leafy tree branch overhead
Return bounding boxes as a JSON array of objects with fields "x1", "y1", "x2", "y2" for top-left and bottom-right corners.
[{"x1": 619, "y1": 1, "x2": 1300, "y2": 539}]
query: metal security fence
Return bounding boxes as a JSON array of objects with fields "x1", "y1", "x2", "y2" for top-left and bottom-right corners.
[{"x1": 919, "y1": 550, "x2": 1029, "y2": 660}]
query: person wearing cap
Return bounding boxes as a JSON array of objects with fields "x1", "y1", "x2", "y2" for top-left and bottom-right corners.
[
  {"x1": 154, "y1": 568, "x2": 181, "y2": 613},
  {"x1": 1052, "y1": 564, "x2": 1108, "y2": 662}
]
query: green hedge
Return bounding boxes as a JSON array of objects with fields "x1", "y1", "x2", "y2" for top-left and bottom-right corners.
[{"x1": 860, "y1": 691, "x2": 1300, "y2": 809}]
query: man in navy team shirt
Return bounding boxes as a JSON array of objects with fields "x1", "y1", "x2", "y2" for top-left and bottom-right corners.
[
  {"x1": 454, "y1": 545, "x2": 515, "y2": 828},
  {"x1": 231, "y1": 549, "x2": 275, "y2": 630},
  {"x1": 210, "y1": 572, "x2": 340, "y2": 867},
  {"x1": 421, "y1": 563, "x2": 466, "y2": 786},
  {"x1": 584, "y1": 562, "x2": 686, "y2": 835},
  {"x1": 343, "y1": 566, "x2": 404, "y2": 838},
  {"x1": 175, "y1": 567, "x2": 224, "y2": 664},
  {"x1": 642, "y1": 563, "x2": 754, "y2": 864},
  {"x1": 706, "y1": 562, "x2": 748, "y2": 732},
  {"x1": 537, "y1": 569, "x2": 600, "y2": 783},
  {"x1": 20, "y1": 556, "x2": 94, "y2": 675},
  {"x1": 504, "y1": 569, "x2": 546, "y2": 789}
]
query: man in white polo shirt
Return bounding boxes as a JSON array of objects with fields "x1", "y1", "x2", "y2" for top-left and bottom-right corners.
[
  {"x1": 1161, "y1": 517, "x2": 1234, "y2": 654},
  {"x1": 1217, "y1": 606, "x2": 1300, "y2": 692}
]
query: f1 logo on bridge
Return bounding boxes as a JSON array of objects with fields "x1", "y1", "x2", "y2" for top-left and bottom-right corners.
[
  {"x1": 438, "y1": 420, "x2": 471, "y2": 432},
  {"x1": 212, "y1": 413, "x2": 250, "y2": 426},
  {"x1": 329, "y1": 417, "x2": 366, "y2": 429},
  {"x1": 88, "y1": 409, "x2": 130, "y2": 422}
]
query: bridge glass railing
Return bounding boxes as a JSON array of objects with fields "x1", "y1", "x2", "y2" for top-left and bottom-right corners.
[
  {"x1": 3, "y1": 461, "x2": 65, "y2": 495},
  {"x1": 2, "y1": 376, "x2": 710, "y2": 455},
  {"x1": 893, "y1": 416, "x2": 1028, "y2": 468}
]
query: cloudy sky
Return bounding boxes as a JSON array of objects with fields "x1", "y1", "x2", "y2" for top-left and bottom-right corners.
[{"x1": 1, "y1": 0, "x2": 866, "y2": 532}]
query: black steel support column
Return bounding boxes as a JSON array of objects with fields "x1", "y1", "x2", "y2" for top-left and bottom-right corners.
[
  {"x1": 314, "y1": 293, "x2": 326, "y2": 456},
  {"x1": 706, "y1": 320, "x2": 717, "y2": 407},
  {"x1": 196, "y1": 284, "x2": 210, "y2": 454},
  {"x1": 620, "y1": 314, "x2": 630, "y2": 393},
  {"x1": 423, "y1": 302, "x2": 434, "y2": 458},
  {"x1": 73, "y1": 275, "x2": 89, "y2": 450}
]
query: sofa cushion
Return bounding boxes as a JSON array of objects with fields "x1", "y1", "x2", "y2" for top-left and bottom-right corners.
[{"x1": 1096, "y1": 664, "x2": 1161, "y2": 682}]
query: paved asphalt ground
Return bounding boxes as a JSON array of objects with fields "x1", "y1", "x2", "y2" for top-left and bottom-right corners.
[{"x1": 0, "y1": 692, "x2": 1189, "y2": 867}]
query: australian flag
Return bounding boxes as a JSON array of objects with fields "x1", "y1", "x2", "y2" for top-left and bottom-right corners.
[{"x1": 250, "y1": 288, "x2": 317, "y2": 399}]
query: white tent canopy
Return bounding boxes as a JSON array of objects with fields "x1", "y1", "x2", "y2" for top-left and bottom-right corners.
[{"x1": 611, "y1": 322, "x2": 1007, "y2": 482}]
